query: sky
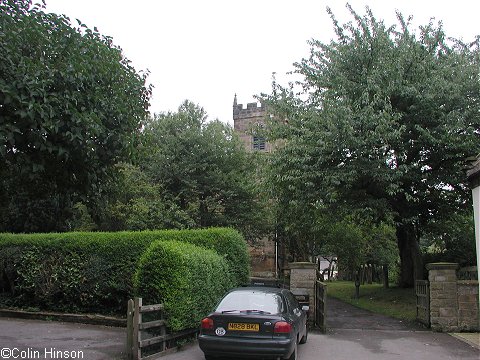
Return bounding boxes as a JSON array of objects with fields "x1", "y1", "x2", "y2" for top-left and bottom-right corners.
[{"x1": 44, "y1": 0, "x2": 480, "y2": 126}]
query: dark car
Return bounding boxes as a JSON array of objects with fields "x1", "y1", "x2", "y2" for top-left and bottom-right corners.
[{"x1": 199, "y1": 286, "x2": 308, "y2": 360}]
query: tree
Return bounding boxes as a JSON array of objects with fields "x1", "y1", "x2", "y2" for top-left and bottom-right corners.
[
  {"x1": 0, "y1": 0, "x2": 152, "y2": 232},
  {"x1": 421, "y1": 210, "x2": 476, "y2": 267},
  {"x1": 262, "y1": 5, "x2": 480, "y2": 286},
  {"x1": 140, "y1": 101, "x2": 269, "y2": 241},
  {"x1": 93, "y1": 163, "x2": 194, "y2": 231}
]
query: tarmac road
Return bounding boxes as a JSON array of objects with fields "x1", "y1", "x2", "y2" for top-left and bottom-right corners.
[
  {"x1": 161, "y1": 298, "x2": 479, "y2": 360},
  {"x1": 0, "y1": 317, "x2": 126, "y2": 359},
  {"x1": 0, "y1": 297, "x2": 478, "y2": 360},
  {"x1": 161, "y1": 330, "x2": 479, "y2": 360}
]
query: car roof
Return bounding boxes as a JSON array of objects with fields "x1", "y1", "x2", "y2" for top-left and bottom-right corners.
[{"x1": 228, "y1": 286, "x2": 286, "y2": 295}]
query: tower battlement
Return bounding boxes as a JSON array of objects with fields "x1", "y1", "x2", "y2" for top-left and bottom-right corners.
[
  {"x1": 233, "y1": 94, "x2": 266, "y2": 120},
  {"x1": 233, "y1": 94, "x2": 272, "y2": 152}
]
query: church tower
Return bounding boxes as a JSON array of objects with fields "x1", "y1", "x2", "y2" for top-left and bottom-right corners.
[
  {"x1": 233, "y1": 94, "x2": 278, "y2": 278},
  {"x1": 233, "y1": 95, "x2": 272, "y2": 152}
]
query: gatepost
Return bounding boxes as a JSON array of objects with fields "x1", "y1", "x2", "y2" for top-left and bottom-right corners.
[
  {"x1": 289, "y1": 262, "x2": 316, "y2": 326},
  {"x1": 426, "y1": 262, "x2": 459, "y2": 332}
]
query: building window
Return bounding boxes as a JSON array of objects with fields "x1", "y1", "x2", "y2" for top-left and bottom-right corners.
[{"x1": 253, "y1": 136, "x2": 266, "y2": 151}]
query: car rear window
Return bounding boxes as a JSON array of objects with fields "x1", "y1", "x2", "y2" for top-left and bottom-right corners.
[{"x1": 215, "y1": 290, "x2": 283, "y2": 314}]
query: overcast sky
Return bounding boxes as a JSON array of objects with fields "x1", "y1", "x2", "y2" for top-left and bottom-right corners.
[{"x1": 44, "y1": 0, "x2": 479, "y2": 126}]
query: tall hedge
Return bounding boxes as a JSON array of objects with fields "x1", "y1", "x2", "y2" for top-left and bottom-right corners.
[
  {"x1": 135, "y1": 240, "x2": 233, "y2": 331},
  {"x1": 0, "y1": 228, "x2": 249, "y2": 314},
  {"x1": 143, "y1": 228, "x2": 250, "y2": 285}
]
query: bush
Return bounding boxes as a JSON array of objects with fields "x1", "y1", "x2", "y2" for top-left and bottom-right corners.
[
  {"x1": 144, "y1": 228, "x2": 250, "y2": 286},
  {"x1": 0, "y1": 232, "x2": 152, "y2": 313},
  {"x1": 135, "y1": 240, "x2": 233, "y2": 331},
  {"x1": 0, "y1": 228, "x2": 249, "y2": 314}
]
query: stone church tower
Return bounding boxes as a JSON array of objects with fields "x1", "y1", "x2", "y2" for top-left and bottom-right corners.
[
  {"x1": 233, "y1": 94, "x2": 273, "y2": 153},
  {"x1": 233, "y1": 94, "x2": 277, "y2": 278}
]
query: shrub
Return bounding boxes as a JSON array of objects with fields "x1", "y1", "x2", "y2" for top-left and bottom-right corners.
[
  {"x1": 135, "y1": 240, "x2": 233, "y2": 331},
  {"x1": 142, "y1": 228, "x2": 250, "y2": 286},
  {"x1": 0, "y1": 232, "x2": 152, "y2": 313},
  {"x1": 0, "y1": 228, "x2": 249, "y2": 314}
]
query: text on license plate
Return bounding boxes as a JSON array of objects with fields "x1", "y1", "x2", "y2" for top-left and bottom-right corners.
[{"x1": 228, "y1": 323, "x2": 259, "y2": 331}]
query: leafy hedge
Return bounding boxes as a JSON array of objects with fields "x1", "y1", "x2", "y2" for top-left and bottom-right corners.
[
  {"x1": 0, "y1": 228, "x2": 249, "y2": 315},
  {"x1": 145, "y1": 228, "x2": 250, "y2": 286},
  {"x1": 135, "y1": 240, "x2": 233, "y2": 331}
]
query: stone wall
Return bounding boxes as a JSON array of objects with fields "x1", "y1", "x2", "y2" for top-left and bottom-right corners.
[
  {"x1": 457, "y1": 281, "x2": 479, "y2": 331},
  {"x1": 426, "y1": 263, "x2": 479, "y2": 332}
]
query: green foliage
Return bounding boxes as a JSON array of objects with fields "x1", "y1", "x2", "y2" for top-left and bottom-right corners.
[
  {"x1": 139, "y1": 101, "x2": 269, "y2": 242},
  {"x1": 140, "y1": 228, "x2": 251, "y2": 286},
  {"x1": 0, "y1": 0, "x2": 152, "y2": 233},
  {"x1": 94, "y1": 163, "x2": 194, "y2": 231},
  {"x1": 70, "y1": 203, "x2": 97, "y2": 232},
  {"x1": 262, "y1": 5, "x2": 480, "y2": 286},
  {"x1": 135, "y1": 240, "x2": 233, "y2": 331},
  {"x1": 0, "y1": 228, "x2": 248, "y2": 314},
  {"x1": 421, "y1": 211, "x2": 476, "y2": 267},
  {"x1": 14, "y1": 248, "x2": 87, "y2": 307},
  {"x1": 0, "y1": 232, "x2": 151, "y2": 313},
  {"x1": 317, "y1": 212, "x2": 398, "y2": 275}
]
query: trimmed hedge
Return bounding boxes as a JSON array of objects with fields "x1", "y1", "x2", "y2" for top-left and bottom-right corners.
[
  {"x1": 143, "y1": 228, "x2": 250, "y2": 286},
  {"x1": 0, "y1": 228, "x2": 249, "y2": 315},
  {"x1": 135, "y1": 240, "x2": 233, "y2": 331}
]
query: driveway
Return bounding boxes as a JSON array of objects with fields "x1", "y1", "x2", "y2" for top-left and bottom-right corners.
[
  {"x1": 161, "y1": 297, "x2": 479, "y2": 360},
  {"x1": 0, "y1": 298, "x2": 478, "y2": 360}
]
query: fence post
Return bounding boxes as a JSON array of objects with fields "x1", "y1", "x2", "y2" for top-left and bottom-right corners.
[
  {"x1": 126, "y1": 299, "x2": 134, "y2": 359},
  {"x1": 321, "y1": 281, "x2": 327, "y2": 333},
  {"x1": 160, "y1": 305, "x2": 166, "y2": 352},
  {"x1": 133, "y1": 297, "x2": 142, "y2": 360}
]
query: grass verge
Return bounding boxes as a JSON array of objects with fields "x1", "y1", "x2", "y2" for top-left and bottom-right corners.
[{"x1": 327, "y1": 281, "x2": 416, "y2": 322}]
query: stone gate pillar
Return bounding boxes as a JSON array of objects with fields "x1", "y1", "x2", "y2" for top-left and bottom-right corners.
[
  {"x1": 289, "y1": 262, "x2": 316, "y2": 325},
  {"x1": 466, "y1": 156, "x2": 480, "y2": 297},
  {"x1": 426, "y1": 262, "x2": 459, "y2": 332}
]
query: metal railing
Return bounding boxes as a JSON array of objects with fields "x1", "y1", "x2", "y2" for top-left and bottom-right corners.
[{"x1": 415, "y1": 280, "x2": 430, "y2": 327}]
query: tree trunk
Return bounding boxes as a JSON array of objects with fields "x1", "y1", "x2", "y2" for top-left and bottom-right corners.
[
  {"x1": 382, "y1": 264, "x2": 389, "y2": 288},
  {"x1": 396, "y1": 223, "x2": 424, "y2": 287}
]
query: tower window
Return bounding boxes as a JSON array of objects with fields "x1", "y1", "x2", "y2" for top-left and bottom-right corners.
[{"x1": 253, "y1": 136, "x2": 266, "y2": 150}]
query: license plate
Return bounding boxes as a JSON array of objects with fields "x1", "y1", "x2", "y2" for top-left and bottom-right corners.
[{"x1": 228, "y1": 322, "x2": 259, "y2": 331}]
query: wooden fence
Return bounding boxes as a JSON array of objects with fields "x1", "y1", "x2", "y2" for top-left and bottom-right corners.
[
  {"x1": 415, "y1": 280, "x2": 430, "y2": 327},
  {"x1": 126, "y1": 298, "x2": 198, "y2": 360},
  {"x1": 315, "y1": 280, "x2": 327, "y2": 333}
]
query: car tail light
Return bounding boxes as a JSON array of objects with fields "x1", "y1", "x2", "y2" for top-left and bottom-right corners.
[
  {"x1": 201, "y1": 317, "x2": 214, "y2": 330},
  {"x1": 274, "y1": 321, "x2": 292, "y2": 334}
]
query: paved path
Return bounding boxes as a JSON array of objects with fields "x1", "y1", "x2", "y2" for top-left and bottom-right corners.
[
  {"x1": 0, "y1": 297, "x2": 478, "y2": 360},
  {"x1": 326, "y1": 296, "x2": 423, "y2": 331}
]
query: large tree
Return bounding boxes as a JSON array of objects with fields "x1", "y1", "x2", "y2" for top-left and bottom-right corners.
[
  {"x1": 140, "y1": 101, "x2": 269, "y2": 242},
  {"x1": 262, "y1": 5, "x2": 480, "y2": 286},
  {"x1": 0, "y1": 0, "x2": 152, "y2": 232}
]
